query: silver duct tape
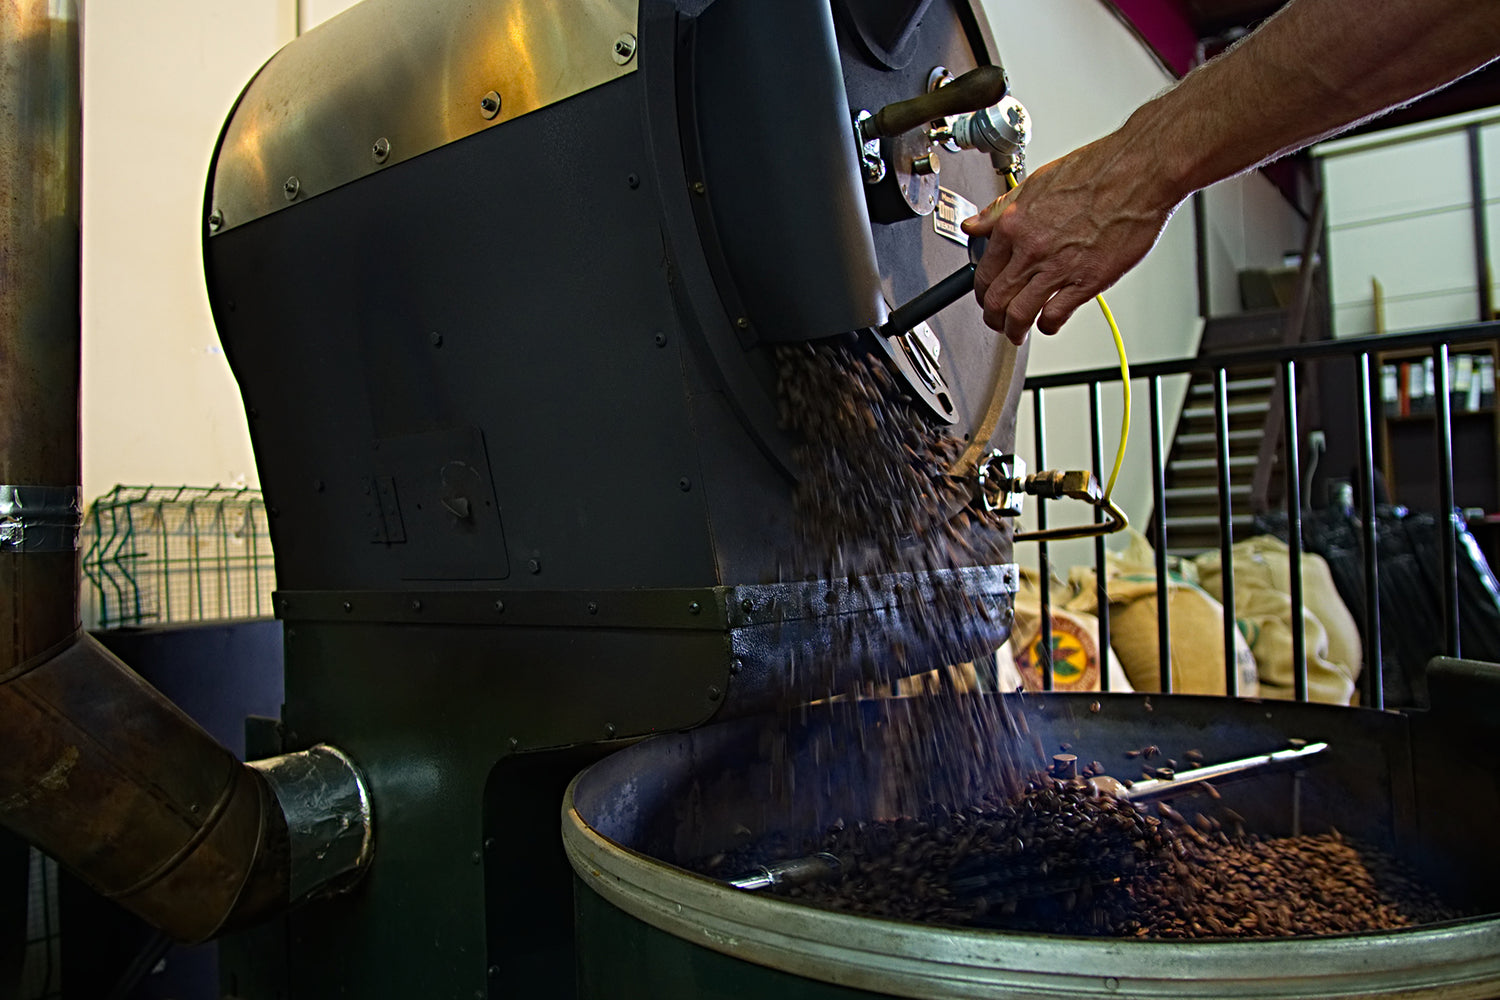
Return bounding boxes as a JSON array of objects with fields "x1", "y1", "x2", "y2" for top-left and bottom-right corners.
[
  {"x1": 0, "y1": 486, "x2": 82, "y2": 553},
  {"x1": 249, "y1": 744, "x2": 374, "y2": 904}
]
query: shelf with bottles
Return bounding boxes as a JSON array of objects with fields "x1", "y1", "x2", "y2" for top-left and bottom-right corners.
[
  {"x1": 1378, "y1": 342, "x2": 1497, "y2": 418},
  {"x1": 1375, "y1": 341, "x2": 1499, "y2": 537}
]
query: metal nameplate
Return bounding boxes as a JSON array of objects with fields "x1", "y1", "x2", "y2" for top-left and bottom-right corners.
[
  {"x1": 933, "y1": 186, "x2": 978, "y2": 247},
  {"x1": 208, "y1": 0, "x2": 639, "y2": 234}
]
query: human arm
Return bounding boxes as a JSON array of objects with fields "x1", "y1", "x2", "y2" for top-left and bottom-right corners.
[{"x1": 962, "y1": 0, "x2": 1500, "y2": 345}]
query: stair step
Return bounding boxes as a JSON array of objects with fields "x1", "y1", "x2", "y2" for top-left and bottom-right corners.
[
  {"x1": 1163, "y1": 485, "x2": 1254, "y2": 500},
  {"x1": 1174, "y1": 430, "x2": 1263, "y2": 447},
  {"x1": 1179, "y1": 403, "x2": 1269, "y2": 420},
  {"x1": 1168, "y1": 456, "x2": 1257, "y2": 472},
  {"x1": 1189, "y1": 376, "x2": 1276, "y2": 395},
  {"x1": 1163, "y1": 514, "x2": 1258, "y2": 530}
]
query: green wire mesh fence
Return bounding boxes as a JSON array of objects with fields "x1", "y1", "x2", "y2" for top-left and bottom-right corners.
[{"x1": 80, "y1": 485, "x2": 275, "y2": 629}]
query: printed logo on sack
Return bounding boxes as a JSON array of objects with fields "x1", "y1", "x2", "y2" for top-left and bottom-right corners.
[{"x1": 1018, "y1": 614, "x2": 1099, "y2": 691}]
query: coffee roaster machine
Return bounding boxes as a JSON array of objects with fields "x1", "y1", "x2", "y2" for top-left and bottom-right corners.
[{"x1": 196, "y1": 0, "x2": 1034, "y2": 996}]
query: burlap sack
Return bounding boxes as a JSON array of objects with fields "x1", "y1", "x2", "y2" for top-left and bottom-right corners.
[
  {"x1": 997, "y1": 569, "x2": 1134, "y2": 693},
  {"x1": 1067, "y1": 532, "x2": 1258, "y2": 696},
  {"x1": 1194, "y1": 536, "x2": 1361, "y2": 704}
]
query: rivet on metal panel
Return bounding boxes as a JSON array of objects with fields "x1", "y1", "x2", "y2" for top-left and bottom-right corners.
[
  {"x1": 484, "y1": 837, "x2": 497, "y2": 851},
  {"x1": 734, "y1": 316, "x2": 750, "y2": 331},
  {"x1": 208, "y1": 209, "x2": 224, "y2": 231},
  {"x1": 612, "y1": 32, "x2": 637, "y2": 65},
  {"x1": 604, "y1": 723, "x2": 616, "y2": 737},
  {"x1": 488, "y1": 965, "x2": 500, "y2": 978},
  {"x1": 653, "y1": 332, "x2": 667, "y2": 347},
  {"x1": 371, "y1": 137, "x2": 391, "y2": 163},
  {"x1": 507, "y1": 737, "x2": 518, "y2": 750},
  {"x1": 677, "y1": 478, "x2": 691, "y2": 492},
  {"x1": 691, "y1": 180, "x2": 706, "y2": 195},
  {"x1": 342, "y1": 601, "x2": 353, "y2": 613},
  {"x1": 283, "y1": 176, "x2": 300, "y2": 200},
  {"x1": 740, "y1": 598, "x2": 754, "y2": 613},
  {"x1": 429, "y1": 331, "x2": 443, "y2": 347},
  {"x1": 730, "y1": 658, "x2": 743, "y2": 675},
  {"x1": 688, "y1": 602, "x2": 701, "y2": 615},
  {"x1": 707, "y1": 686, "x2": 722, "y2": 702},
  {"x1": 494, "y1": 600, "x2": 505, "y2": 613},
  {"x1": 479, "y1": 91, "x2": 501, "y2": 119},
  {"x1": 587, "y1": 602, "x2": 598, "y2": 615},
  {"x1": 410, "y1": 599, "x2": 422, "y2": 612},
  {"x1": 626, "y1": 172, "x2": 640, "y2": 189},
  {"x1": 527, "y1": 558, "x2": 541, "y2": 574},
  {"x1": 471, "y1": 851, "x2": 481, "y2": 865}
]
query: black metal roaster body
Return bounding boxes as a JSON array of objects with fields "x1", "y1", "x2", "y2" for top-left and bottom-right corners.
[{"x1": 201, "y1": 0, "x2": 1027, "y2": 996}]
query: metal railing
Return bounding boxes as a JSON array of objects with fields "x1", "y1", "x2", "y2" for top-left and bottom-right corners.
[
  {"x1": 1020, "y1": 320, "x2": 1500, "y2": 708},
  {"x1": 80, "y1": 485, "x2": 275, "y2": 630}
]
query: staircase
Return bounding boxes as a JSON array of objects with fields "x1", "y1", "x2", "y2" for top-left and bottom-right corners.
[{"x1": 1159, "y1": 365, "x2": 1279, "y2": 557}]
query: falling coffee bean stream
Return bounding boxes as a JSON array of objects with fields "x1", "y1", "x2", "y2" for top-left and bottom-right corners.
[{"x1": 742, "y1": 343, "x2": 1464, "y2": 939}]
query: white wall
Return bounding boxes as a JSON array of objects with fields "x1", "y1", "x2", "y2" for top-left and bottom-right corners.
[
  {"x1": 980, "y1": 0, "x2": 1306, "y2": 571},
  {"x1": 980, "y1": 0, "x2": 1198, "y2": 570},
  {"x1": 78, "y1": 0, "x2": 358, "y2": 503},
  {"x1": 1202, "y1": 171, "x2": 1307, "y2": 316}
]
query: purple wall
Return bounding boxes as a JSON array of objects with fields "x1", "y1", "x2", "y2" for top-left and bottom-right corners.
[{"x1": 1108, "y1": 0, "x2": 1198, "y2": 76}]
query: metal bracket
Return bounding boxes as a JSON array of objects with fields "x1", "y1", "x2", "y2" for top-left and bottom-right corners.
[
  {"x1": 976, "y1": 451, "x2": 1024, "y2": 516},
  {"x1": 854, "y1": 110, "x2": 887, "y2": 185}
]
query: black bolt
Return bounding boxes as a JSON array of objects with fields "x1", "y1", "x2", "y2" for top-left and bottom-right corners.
[
  {"x1": 411, "y1": 599, "x2": 422, "y2": 611},
  {"x1": 688, "y1": 602, "x2": 701, "y2": 615},
  {"x1": 735, "y1": 316, "x2": 750, "y2": 330},
  {"x1": 488, "y1": 966, "x2": 500, "y2": 979},
  {"x1": 527, "y1": 558, "x2": 541, "y2": 574},
  {"x1": 691, "y1": 180, "x2": 706, "y2": 195},
  {"x1": 471, "y1": 851, "x2": 482, "y2": 865},
  {"x1": 707, "y1": 685, "x2": 722, "y2": 702},
  {"x1": 484, "y1": 837, "x2": 497, "y2": 851},
  {"x1": 653, "y1": 331, "x2": 667, "y2": 347},
  {"x1": 627, "y1": 173, "x2": 640, "y2": 189},
  {"x1": 605, "y1": 723, "x2": 616, "y2": 737},
  {"x1": 342, "y1": 601, "x2": 353, "y2": 613},
  {"x1": 587, "y1": 602, "x2": 599, "y2": 615},
  {"x1": 730, "y1": 658, "x2": 743, "y2": 675},
  {"x1": 430, "y1": 331, "x2": 443, "y2": 347},
  {"x1": 740, "y1": 598, "x2": 754, "y2": 613},
  {"x1": 494, "y1": 600, "x2": 506, "y2": 613},
  {"x1": 678, "y1": 477, "x2": 691, "y2": 491}
]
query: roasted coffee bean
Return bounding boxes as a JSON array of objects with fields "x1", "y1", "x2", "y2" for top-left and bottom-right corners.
[{"x1": 692, "y1": 775, "x2": 1466, "y2": 940}]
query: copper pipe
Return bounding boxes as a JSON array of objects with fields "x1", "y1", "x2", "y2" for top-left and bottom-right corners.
[{"x1": 0, "y1": 0, "x2": 296, "y2": 942}]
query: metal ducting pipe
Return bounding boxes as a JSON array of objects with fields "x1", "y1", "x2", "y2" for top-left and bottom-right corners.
[{"x1": 0, "y1": 0, "x2": 370, "y2": 942}]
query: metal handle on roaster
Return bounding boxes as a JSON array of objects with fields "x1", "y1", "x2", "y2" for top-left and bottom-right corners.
[{"x1": 878, "y1": 235, "x2": 989, "y2": 340}]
